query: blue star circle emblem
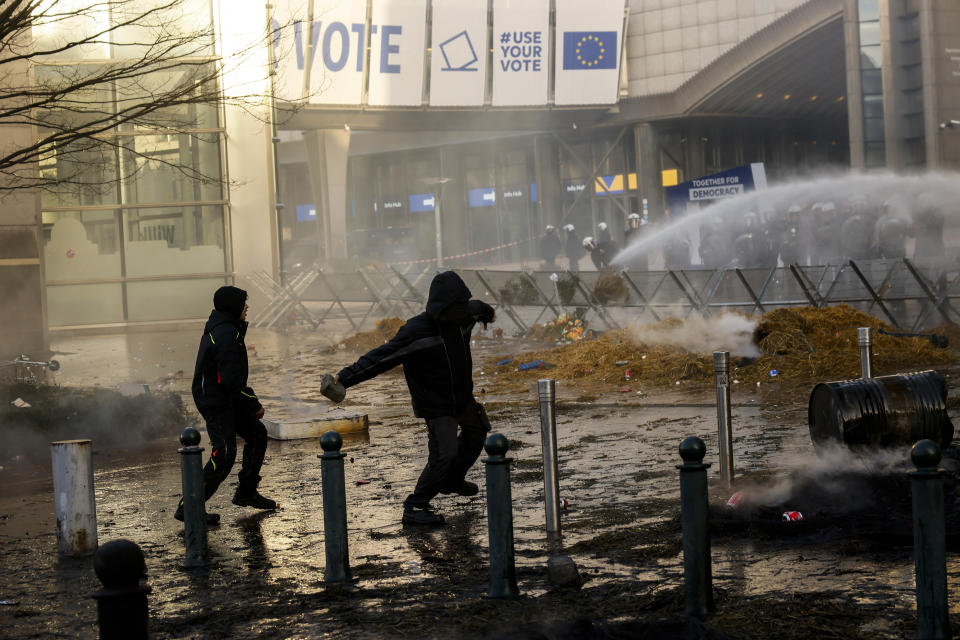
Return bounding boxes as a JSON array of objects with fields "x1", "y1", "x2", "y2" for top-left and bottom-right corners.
[
  {"x1": 562, "y1": 32, "x2": 617, "y2": 70},
  {"x1": 575, "y1": 34, "x2": 605, "y2": 67}
]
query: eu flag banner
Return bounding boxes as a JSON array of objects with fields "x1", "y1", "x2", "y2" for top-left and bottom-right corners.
[
  {"x1": 554, "y1": 0, "x2": 624, "y2": 105},
  {"x1": 562, "y1": 32, "x2": 617, "y2": 70}
]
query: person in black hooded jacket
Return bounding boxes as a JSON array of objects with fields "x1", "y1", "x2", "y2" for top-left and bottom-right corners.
[
  {"x1": 176, "y1": 285, "x2": 277, "y2": 524},
  {"x1": 333, "y1": 271, "x2": 496, "y2": 526}
]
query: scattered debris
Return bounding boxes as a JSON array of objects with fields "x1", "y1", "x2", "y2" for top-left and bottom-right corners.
[
  {"x1": 10, "y1": 398, "x2": 30, "y2": 408},
  {"x1": 488, "y1": 305, "x2": 952, "y2": 390},
  {"x1": 518, "y1": 360, "x2": 548, "y2": 371},
  {"x1": 116, "y1": 382, "x2": 150, "y2": 397}
]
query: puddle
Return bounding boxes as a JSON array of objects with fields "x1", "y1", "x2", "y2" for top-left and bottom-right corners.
[{"x1": 1, "y1": 327, "x2": 958, "y2": 637}]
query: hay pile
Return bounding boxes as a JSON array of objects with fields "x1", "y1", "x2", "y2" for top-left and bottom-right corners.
[
  {"x1": 487, "y1": 305, "x2": 952, "y2": 389},
  {"x1": 339, "y1": 317, "x2": 405, "y2": 351}
]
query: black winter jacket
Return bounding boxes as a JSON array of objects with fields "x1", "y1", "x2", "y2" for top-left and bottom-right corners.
[
  {"x1": 336, "y1": 271, "x2": 495, "y2": 419},
  {"x1": 191, "y1": 309, "x2": 262, "y2": 417}
]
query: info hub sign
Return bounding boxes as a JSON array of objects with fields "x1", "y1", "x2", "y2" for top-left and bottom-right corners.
[{"x1": 665, "y1": 163, "x2": 767, "y2": 214}]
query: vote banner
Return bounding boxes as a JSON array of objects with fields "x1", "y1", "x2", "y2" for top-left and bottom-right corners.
[
  {"x1": 430, "y1": 0, "x2": 488, "y2": 106},
  {"x1": 491, "y1": 0, "x2": 549, "y2": 106},
  {"x1": 554, "y1": 0, "x2": 624, "y2": 105},
  {"x1": 270, "y1": 0, "x2": 368, "y2": 105},
  {"x1": 368, "y1": 0, "x2": 428, "y2": 106},
  {"x1": 270, "y1": 0, "x2": 308, "y2": 102}
]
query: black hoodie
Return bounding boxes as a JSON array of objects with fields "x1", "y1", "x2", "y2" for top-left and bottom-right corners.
[
  {"x1": 337, "y1": 271, "x2": 495, "y2": 419},
  {"x1": 191, "y1": 309, "x2": 261, "y2": 417}
]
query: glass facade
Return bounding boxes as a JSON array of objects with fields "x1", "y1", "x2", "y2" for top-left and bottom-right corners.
[
  {"x1": 858, "y1": 0, "x2": 885, "y2": 168},
  {"x1": 897, "y1": 0, "x2": 925, "y2": 167},
  {"x1": 35, "y1": 2, "x2": 228, "y2": 326},
  {"x1": 321, "y1": 117, "x2": 849, "y2": 268}
]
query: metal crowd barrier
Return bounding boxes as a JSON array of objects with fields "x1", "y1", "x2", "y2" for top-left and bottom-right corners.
[{"x1": 286, "y1": 258, "x2": 959, "y2": 334}]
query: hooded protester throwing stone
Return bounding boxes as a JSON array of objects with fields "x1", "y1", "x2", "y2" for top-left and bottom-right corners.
[
  {"x1": 177, "y1": 286, "x2": 277, "y2": 524},
  {"x1": 331, "y1": 271, "x2": 496, "y2": 526}
]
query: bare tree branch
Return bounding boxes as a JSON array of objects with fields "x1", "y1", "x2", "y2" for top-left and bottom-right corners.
[{"x1": 0, "y1": 0, "x2": 301, "y2": 194}]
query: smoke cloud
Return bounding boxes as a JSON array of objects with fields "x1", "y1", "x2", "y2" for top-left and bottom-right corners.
[
  {"x1": 626, "y1": 313, "x2": 760, "y2": 357},
  {"x1": 747, "y1": 444, "x2": 911, "y2": 508}
]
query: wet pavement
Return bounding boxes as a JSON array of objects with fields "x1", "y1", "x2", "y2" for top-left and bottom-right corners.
[{"x1": 1, "y1": 325, "x2": 959, "y2": 638}]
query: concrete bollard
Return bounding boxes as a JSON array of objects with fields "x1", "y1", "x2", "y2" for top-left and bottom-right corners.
[
  {"x1": 713, "y1": 352, "x2": 734, "y2": 488},
  {"x1": 178, "y1": 427, "x2": 208, "y2": 568},
  {"x1": 538, "y1": 379, "x2": 563, "y2": 545},
  {"x1": 909, "y1": 439, "x2": 950, "y2": 640},
  {"x1": 678, "y1": 436, "x2": 714, "y2": 618},
  {"x1": 92, "y1": 539, "x2": 150, "y2": 640},
  {"x1": 319, "y1": 430, "x2": 351, "y2": 583},
  {"x1": 859, "y1": 327, "x2": 874, "y2": 378},
  {"x1": 483, "y1": 433, "x2": 519, "y2": 599},
  {"x1": 51, "y1": 439, "x2": 98, "y2": 556}
]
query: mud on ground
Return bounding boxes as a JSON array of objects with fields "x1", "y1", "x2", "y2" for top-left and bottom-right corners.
[{"x1": 1, "y1": 318, "x2": 960, "y2": 638}]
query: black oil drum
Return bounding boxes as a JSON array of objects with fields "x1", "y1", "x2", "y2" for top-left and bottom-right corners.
[{"x1": 808, "y1": 370, "x2": 954, "y2": 448}]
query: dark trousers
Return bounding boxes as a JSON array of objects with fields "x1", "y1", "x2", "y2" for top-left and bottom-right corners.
[
  {"x1": 404, "y1": 402, "x2": 491, "y2": 509},
  {"x1": 201, "y1": 407, "x2": 268, "y2": 501}
]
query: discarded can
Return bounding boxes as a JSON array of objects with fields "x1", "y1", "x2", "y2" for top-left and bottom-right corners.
[
  {"x1": 625, "y1": 369, "x2": 632, "y2": 381},
  {"x1": 769, "y1": 369, "x2": 779, "y2": 377},
  {"x1": 782, "y1": 511, "x2": 803, "y2": 522},
  {"x1": 559, "y1": 498, "x2": 569, "y2": 510},
  {"x1": 726, "y1": 492, "x2": 744, "y2": 508},
  {"x1": 615, "y1": 360, "x2": 629, "y2": 366}
]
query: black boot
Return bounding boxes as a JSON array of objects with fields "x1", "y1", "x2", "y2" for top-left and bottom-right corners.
[
  {"x1": 232, "y1": 487, "x2": 278, "y2": 510},
  {"x1": 174, "y1": 502, "x2": 221, "y2": 525},
  {"x1": 402, "y1": 504, "x2": 445, "y2": 526}
]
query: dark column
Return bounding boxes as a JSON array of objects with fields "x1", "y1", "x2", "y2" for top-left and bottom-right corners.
[{"x1": 633, "y1": 123, "x2": 664, "y2": 219}]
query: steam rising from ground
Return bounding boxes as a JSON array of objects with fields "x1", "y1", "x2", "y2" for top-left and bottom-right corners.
[
  {"x1": 627, "y1": 313, "x2": 760, "y2": 357},
  {"x1": 748, "y1": 445, "x2": 911, "y2": 507}
]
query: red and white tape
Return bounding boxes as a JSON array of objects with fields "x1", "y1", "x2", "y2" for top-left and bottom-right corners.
[{"x1": 386, "y1": 237, "x2": 532, "y2": 266}]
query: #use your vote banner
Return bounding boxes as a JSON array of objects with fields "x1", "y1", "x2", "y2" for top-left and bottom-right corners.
[{"x1": 492, "y1": 0, "x2": 549, "y2": 106}]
